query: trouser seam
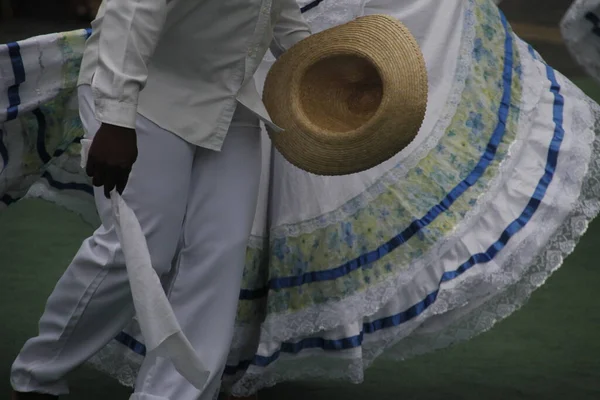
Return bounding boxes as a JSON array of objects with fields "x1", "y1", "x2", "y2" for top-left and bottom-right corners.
[{"x1": 27, "y1": 244, "x2": 118, "y2": 380}]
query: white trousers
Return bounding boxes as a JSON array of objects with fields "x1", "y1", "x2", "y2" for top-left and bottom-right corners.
[{"x1": 11, "y1": 86, "x2": 262, "y2": 400}]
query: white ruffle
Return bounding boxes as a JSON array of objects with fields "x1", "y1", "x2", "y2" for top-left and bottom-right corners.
[
  {"x1": 561, "y1": 0, "x2": 600, "y2": 84},
  {"x1": 221, "y1": 35, "x2": 600, "y2": 397},
  {"x1": 6, "y1": 0, "x2": 600, "y2": 396},
  {"x1": 244, "y1": 0, "x2": 476, "y2": 348},
  {"x1": 263, "y1": 0, "x2": 465, "y2": 234}
]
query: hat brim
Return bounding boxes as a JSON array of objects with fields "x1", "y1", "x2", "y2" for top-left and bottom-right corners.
[{"x1": 263, "y1": 14, "x2": 428, "y2": 176}]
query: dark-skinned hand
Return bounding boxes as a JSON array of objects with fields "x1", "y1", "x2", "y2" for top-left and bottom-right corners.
[{"x1": 86, "y1": 123, "x2": 138, "y2": 198}]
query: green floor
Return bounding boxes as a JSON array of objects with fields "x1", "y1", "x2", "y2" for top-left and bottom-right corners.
[{"x1": 2, "y1": 79, "x2": 600, "y2": 399}]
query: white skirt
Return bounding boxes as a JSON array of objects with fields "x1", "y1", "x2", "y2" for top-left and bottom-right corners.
[
  {"x1": 1, "y1": 0, "x2": 599, "y2": 396},
  {"x1": 561, "y1": 0, "x2": 600, "y2": 84}
]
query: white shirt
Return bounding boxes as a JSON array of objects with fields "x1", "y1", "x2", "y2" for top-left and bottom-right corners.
[{"x1": 78, "y1": 0, "x2": 311, "y2": 150}]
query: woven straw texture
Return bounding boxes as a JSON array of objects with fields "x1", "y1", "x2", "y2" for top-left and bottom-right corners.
[{"x1": 263, "y1": 14, "x2": 428, "y2": 176}]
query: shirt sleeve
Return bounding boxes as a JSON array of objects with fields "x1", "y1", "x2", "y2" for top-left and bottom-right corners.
[
  {"x1": 91, "y1": 0, "x2": 169, "y2": 129},
  {"x1": 270, "y1": 0, "x2": 311, "y2": 59}
]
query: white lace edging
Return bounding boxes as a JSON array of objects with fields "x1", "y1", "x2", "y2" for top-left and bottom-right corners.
[
  {"x1": 79, "y1": 0, "x2": 510, "y2": 389},
  {"x1": 267, "y1": 0, "x2": 476, "y2": 239},
  {"x1": 224, "y1": 63, "x2": 600, "y2": 397},
  {"x1": 48, "y1": 1, "x2": 600, "y2": 394},
  {"x1": 25, "y1": 181, "x2": 99, "y2": 226},
  {"x1": 248, "y1": 5, "x2": 522, "y2": 349},
  {"x1": 560, "y1": 0, "x2": 600, "y2": 85},
  {"x1": 86, "y1": 339, "x2": 143, "y2": 388}
]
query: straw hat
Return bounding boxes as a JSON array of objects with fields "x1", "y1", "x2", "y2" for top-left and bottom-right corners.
[{"x1": 263, "y1": 14, "x2": 428, "y2": 176}]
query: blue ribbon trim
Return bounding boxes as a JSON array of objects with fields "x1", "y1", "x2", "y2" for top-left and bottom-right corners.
[
  {"x1": 3, "y1": 0, "x2": 563, "y2": 376},
  {"x1": 527, "y1": 44, "x2": 537, "y2": 59},
  {"x1": 115, "y1": 55, "x2": 565, "y2": 366},
  {"x1": 0, "y1": 129, "x2": 8, "y2": 170},
  {"x1": 41, "y1": 171, "x2": 94, "y2": 195},
  {"x1": 585, "y1": 12, "x2": 600, "y2": 37},
  {"x1": 115, "y1": 332, "x2": 147, "y2": 356},
  {"x1": 0, "y1": 171, "x2": 92, "y2": 207},
  {"x1": 113, "y1": 10, "x2": 558, "y2": 371},
  {"x1": 222, "y1": 57, "x2": 565, "y2": 375},
  {"x1": 239, "y1": 9, "x2": 515, "y2": 299},
  {"x1": 33, "y1": 108, "x2": 52, "y2": 164},
  {"x1": 1, "y1": 193, "x2": 19, "y2": 206},
  {"x1": 6, "y1": 42, "x2": 25, "y2": 121},
  {"x1": 300, "y1": 0, "x2": 324, "y2": 13}
]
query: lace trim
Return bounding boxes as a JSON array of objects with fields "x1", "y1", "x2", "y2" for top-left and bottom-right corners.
[
  {"x1": 266, "y1": 0, "x2": 476, "y2": 239},
  {"x1": 55, "y1": 0, "x2": 479, "y2": 388},
  {"x1": 25, "y1": 172, "x2": 99, "y2": 227},
  {"x1": 366, "y1": 76, "x2": 598, "y2": 366},
  {"x1": 87, "y1": 340, "x2": 143, "y2": 388},
  {"x1": 16, "y1": 2, "x2": 600, "y2": 395},
  {"x1": 224, "y1": 48, "x2": 600, "y2": 398},
  {"x1": 73, "y1": 0, "x2": 480, "y2": 388},
  {"x1": 424, "y1": 37, "x2": 543, "y2": 289},
  {"x1": 226, "y1": 27, "x2": 532, "y2": 360},
  {"x1": 560, "y1": 0, "x2": 600, "y2": 85},
  {"x1": 243, "y1": 0, "x2": 508, "y2": 348}
]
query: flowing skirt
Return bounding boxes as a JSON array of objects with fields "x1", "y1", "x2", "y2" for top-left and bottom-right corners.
[
  {"x1": 561, "y1": 0, "x2": 600, "y2": 84},
  {"x1": 1, "y1": 0, "x2": 599, "y2": 396}
]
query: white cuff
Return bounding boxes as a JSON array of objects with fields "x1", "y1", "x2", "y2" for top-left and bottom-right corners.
[{"x1": 93, "y1": 98, "x2": 138, "y2": 129}]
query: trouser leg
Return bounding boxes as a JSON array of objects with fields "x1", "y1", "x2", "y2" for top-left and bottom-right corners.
[
  {"x1": 10, "y1": 86, "x2": 195, "y2": 396},
  {"x1": 132, "y1": 110, "x2": 262, "y2": 400}
]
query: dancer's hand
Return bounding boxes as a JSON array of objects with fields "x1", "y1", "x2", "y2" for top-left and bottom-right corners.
[{"x1": 86, "y1": 123, "x2": 138, "y2": 199}]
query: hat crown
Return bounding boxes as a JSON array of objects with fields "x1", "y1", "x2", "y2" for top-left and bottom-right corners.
[
  {"x1": 300, "y1": 54, "x2": 383, "y2": 134},
  {"x1": 263, "y1": 14, "x2": 428, "y2": 176}
]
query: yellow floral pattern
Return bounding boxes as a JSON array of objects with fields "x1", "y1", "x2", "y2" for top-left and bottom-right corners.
[
  {"x1": 236, "y1": 0, "x2": 523, "y2": 321},
  {"x1": 0, "y1": 1, "x2": 523, "y2": 330},
  {"x1": 1, "y1": 29, "x2": 89, "y2": 202}
]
